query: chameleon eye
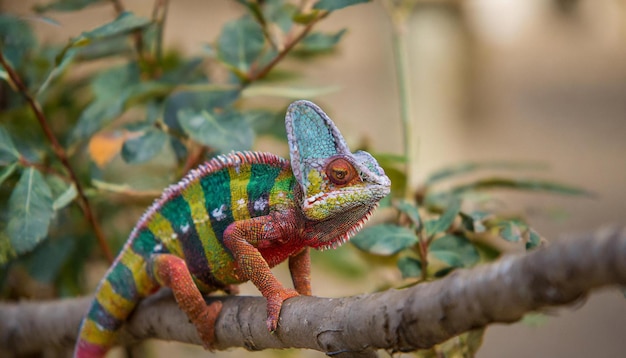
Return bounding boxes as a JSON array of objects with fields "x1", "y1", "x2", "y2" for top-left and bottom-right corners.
[{"x1": 326, "y1": 157, "x2": 358, "y2": 186}]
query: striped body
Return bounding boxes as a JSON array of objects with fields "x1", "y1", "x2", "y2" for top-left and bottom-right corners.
[
  {"x1": 76, "y1": 152, "x2": 297, "y2": 355},
  {"x1": 74, "y1": 100, "x2": 392, "y2": 357}
]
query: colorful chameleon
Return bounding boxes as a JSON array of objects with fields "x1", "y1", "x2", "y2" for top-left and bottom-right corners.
[{"x1": 74, "y1": 100, "x2": 391, "y2": 357}]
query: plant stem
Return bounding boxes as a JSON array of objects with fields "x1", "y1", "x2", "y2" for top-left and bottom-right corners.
[
  {"x1": 386, "y1": 2, "x2": 418, "y2": 201},
  {"x1": 0, "y1": 52, "x2": 114, "y2": 263},
  {"x1": 245, "y1": 12, "x2": 328, "y2": 83}
]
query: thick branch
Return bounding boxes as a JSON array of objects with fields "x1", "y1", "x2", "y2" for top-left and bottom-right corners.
[{"x1": 1, "y1": 227, "x2": 625, "y2": 355}]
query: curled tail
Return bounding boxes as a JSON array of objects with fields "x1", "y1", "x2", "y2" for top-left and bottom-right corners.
[{"x1": 74, "y1": 237, "x2": 159, "y2": 358}]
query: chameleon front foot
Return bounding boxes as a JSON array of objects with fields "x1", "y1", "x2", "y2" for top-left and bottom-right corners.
[
  {"x1": 265, "y1": 288, "x2": 299, "y2": 332},
  {"x1": 195, "y1": 301, "x2": 223, "y2": 350}
]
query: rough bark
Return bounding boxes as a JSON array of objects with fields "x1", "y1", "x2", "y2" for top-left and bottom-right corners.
[{"x1": 1, "y1": 227, "x2": 625, "y2": 356}]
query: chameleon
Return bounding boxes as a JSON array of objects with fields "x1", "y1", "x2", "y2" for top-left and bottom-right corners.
[{"x1": 74, "y1": 100, "x2": 391, "y2": 357}]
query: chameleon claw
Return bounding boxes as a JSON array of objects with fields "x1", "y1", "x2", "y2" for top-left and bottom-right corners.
[{"x1": 265, "y1": 288, "x2": 299, "y2": 332}]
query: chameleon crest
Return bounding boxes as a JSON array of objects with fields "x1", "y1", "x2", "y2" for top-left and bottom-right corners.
[{"x1": 74, "y1": 100, "x2": 390, "y2": 357}]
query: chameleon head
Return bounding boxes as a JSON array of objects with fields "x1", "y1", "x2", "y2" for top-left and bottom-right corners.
[{"x1": 286, "y1": 100, "x2": 391, "y2": 246}]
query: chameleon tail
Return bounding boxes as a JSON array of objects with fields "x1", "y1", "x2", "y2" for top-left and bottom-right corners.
[{"x1": 74, "y1": 241, "x2": 159, "y2": 358}]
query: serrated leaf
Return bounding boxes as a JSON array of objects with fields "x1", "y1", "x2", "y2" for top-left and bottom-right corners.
[
  {"x1": 52, "y1": 184, "x2": 77, "y2": 211},
  {"x1": 450, "y1": 177, "x2": 591, "y2": 197},
  {"x1": 178, "y1": 109, "x2": 254, "y2": 153},
  {"x1": 351, "y1": 224, "x2": 418, "y2": 256},
  {"x1": 121, "y1": 129, "x2": 167, "y2": 164},
  {"x1": 430, "y1": 234, "x2": 480, "y2": 268},
  {"x1": 0, "y1": 162, "x2": 18, "y2": 187},
  {"x1": 34, "y1": 0, "x2": 106, "y2": 13},
  {"x1": 395, "y1": 200, "x2": 421, "y2": 227},
  {"x1": 7, "y1": 168, "x2": 54, "y2": 254},
  {"x1": 313, "y1": 0, "x2": 370, "y2": 11},
  {"x1": 424, "y1": 197, "x2": 461, "y2": 236},
  {"x1": 0, "y1": 126, "x2": 20, "y2": 164},
  {"x1": 397, "y1": 256, "x2": 421, "y2": 279},
  {"x1": 426, "y1": 161, "x2": 548, "y2": 185},
  {"x1": 217, "y1": 16, "x2": 265, "y2": 74}
]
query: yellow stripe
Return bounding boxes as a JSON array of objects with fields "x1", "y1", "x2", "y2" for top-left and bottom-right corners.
[
  {"x1": 81, "y1": 319, "x2": 117, "y2": 345},
  {"x1": 181, "y1": 182, "x2": 238, "y2": 285},
  {"x1": 96, "y1": 280, "x2": 135, "y2": 321},
  {"x1": 269, "y1": 167, "x2": 293, "y2": 208},
  {"x1": 147, "y1": 212, "x2": 183, "y2": 257},
  {"x1": 120, "y1": 252, "x2": 155, "y2": 296},
  {"x1": 228, "y1": 165, "x2": 251, "y2": 221}
]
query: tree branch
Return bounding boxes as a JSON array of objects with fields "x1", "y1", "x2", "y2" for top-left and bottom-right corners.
[{"x1": 1, "y1": 227, "x2": 625, "y2": 355}]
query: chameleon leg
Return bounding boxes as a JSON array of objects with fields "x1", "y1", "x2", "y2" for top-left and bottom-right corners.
[
  {"x1": 223, "y1": 213, "x2": 300, "y2": 332},
  {"x1": 150, "y1": 253, "x2": 222, "y2": 349},
  {"x1": 289, "y1": 247, "x2": 312, "y2": 295}
]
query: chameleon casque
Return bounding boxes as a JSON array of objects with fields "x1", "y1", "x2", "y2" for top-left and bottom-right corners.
[{"x1": 74, "y1": 100, "x2": 391, "y2": 357}]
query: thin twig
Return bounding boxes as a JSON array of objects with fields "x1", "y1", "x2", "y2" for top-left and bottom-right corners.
[
  {"x1": 0, "y1": 52, "x2": 114, "y2": 263},
  {"x1": 245, "y1": 12, "x2": 329, "y2": 83}
]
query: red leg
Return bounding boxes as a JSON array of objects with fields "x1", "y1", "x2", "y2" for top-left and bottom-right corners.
[
  {"x1": 289, "y1": 247, "x2": 312, "y2": 295},
  {"x1": 150, "y1": 254, "x2": 222, "y2": 349}
]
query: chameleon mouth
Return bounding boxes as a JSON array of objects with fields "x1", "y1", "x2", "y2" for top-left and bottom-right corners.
[{"x1": 315, "y1": 204, "x2": 377, "y2": 251}]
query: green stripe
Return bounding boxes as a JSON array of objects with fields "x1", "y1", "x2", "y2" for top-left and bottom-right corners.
[{"x1": 247, "y1": 163, "x2": 282, "y2": 216}]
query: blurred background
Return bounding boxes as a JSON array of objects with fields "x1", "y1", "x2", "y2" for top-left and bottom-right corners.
[{"x1": 2, "y1": 0, "x2": 626, "y2": 357}]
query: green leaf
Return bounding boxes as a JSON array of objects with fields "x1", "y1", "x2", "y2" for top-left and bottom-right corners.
[
  {"x1": 56, "y1": 12, "x2": 152, "y2": 65},
  {"x1": 217, "y1": 16, "x2": 265, "y2": 74},
  {"x1": 294, "y1": 29, "x2": 347, "y2": 55},
  {"x1": 424, "y1": 197, "x2": 461, "y2": 236},
  {"x1": 178, "y1": 109, "x2": 254, "y2": 153},
  {"x1": 426, "y1": 161, "x2": 548, "y2": 185},
  {"x1": 395, "y1": 200, "x2": 421, "y2": 227},
  {"x1": 34, "y1": 0, "x2": 106, "y2": 13},
  {"x1": 521, "y1": 312, "x2": 549, "y2": 327},
  {"x1": 243, "y1": 109, "x2": 286, "y2": 139},
  {"x1": 526, "y1": 228, "x2": 542, "y2": 250},
  {"x1": 498, "y1": 221, "x2": 522, "y2": 242},
  {"x1": 351, "y1": 224, "x2": 418, "y2": 256},
  {"x1": 397, "y1": 256, "x2": 421, "y2": 279},
  {"x1": 7, "y1": 168, "x2": 54, "y2": 254},
  {"x1": 163, "y1": 88, "x2": 241, "y2": 131},
  {"x1": 450, "y1": 178, "x2": 591, "y2": 197},
  {"x1": 0, "y1": 162, "x2": 18, "y2": 187},
  {"x1": 0, "y1": 232, "x2": 16, "y2": 265},
  {"x1": 72, "y1": 98, "x2": 125, "y2": 141},
  {"x1": 52, "y1": 184, "x2": 77, "y2": 211},
  {"x1": 430, "y1": 234, "x2": 480, "y2": 269},
  {"x1": 0, "y1": 15, "x2": 37, "y2": 68},
  {"x1": 0, "y1": 126, "x2": 20, "y2": 164},
  {"x1": 121, "y1": 129, "x2": 167, "y2": 164},
  {"x1": 313, "y1": 0, "x2": 370, "y2": 11},
  {"x1": 21, "y1": 236, "x2": 75, "y2": 283}
]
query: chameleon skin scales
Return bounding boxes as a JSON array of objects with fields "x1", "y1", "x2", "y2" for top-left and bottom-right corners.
[{"x1": 74, "y1": 100, "x2": 391, "y2": 357}]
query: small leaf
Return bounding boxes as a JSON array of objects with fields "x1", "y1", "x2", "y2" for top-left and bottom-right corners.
[
  {"x1": 351, "y1": 224, "x2": 418, "y2": 256},
  {"x1": 34, "y1": 0, "x2": 106, "y2": 13},
  {"x1": 88, "y1": 132, "x2": 127, "y2": 168},
  {"x1": 430, "y1": 234, "x2": 480, "y2": 268},
  {"x1": 7, "y1": 168, "x2": 54, "y2": 254},
  {"x1": 52, "y1": 184, "x2": 77, "y2": 211},
  {"x1": 0, "y1": 15, "x2": 37, "y2": 68},
  {"x1": 397, "y1": 256, "x2": 421, "y2": 279},
  {"x1": 121, "y1": 129, "x2": 167, "y2": 164},
  {"x1": 395, "y1": 200, "x2": 421, "y2": 228},
  {"x1": 178, "y1": 109, "x2": 254, "y2": 153},
  {"x1": 498, "y1": 221, "x2": 522, "y2": 242},
  {"x1": 217, "y1": 16, "x2": 265, "y2": 74},
  {"x1": 294, "y1": 29, "x2": 347, "y2": 55},
  {"x1": 424, "y1": 197, "x2": 461, "y2": 236},
  {"x1": 313, "y1": 0, "x2": 370, "y2": 11},
  {"x1": 0, "y1": 162, "x2": 18, "y2": 187},
  {"x1": 0, "y1": 126, "x2": 20, "y2": 164},
  {"x1": 525, "y1": 228, "x2": 542, "y2": 250},
  {"x1": 163, "y1": 88, "x2": 241, "y2": 131},
  {"x1": 426, "y1": 161, "x2": 548, "y2": 185},
  {"x1": 72, "y1": 11, "x2": 151, "y2": 46},
  {"x1": 450, "y1": 177, "x2": 591, "y2": 197}
]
